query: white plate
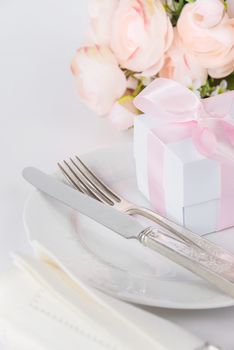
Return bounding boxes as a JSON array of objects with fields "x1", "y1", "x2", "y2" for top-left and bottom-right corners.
[{"x1": 24, "y1": 144, "x2": 234, "y2": 309}]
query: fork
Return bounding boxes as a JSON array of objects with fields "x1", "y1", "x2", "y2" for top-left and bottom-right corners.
[{"x1": 58, "y1": 156, "x2": 234, "y2": 261}]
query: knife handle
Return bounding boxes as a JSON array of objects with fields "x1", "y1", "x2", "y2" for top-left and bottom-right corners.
[
  {"x1": 128, "y1": 206, "x2": 234, "y2": 264},
  {"x1": 138, "y1": 227, "x2": 234, "y2": 298}
]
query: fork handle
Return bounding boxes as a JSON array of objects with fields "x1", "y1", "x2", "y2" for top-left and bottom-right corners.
[
  {"x1": 138, "y1": 227, "x2": 234, "y2": 298},
  {"x1": 127, "y1": 206, "x2": 234, "y2": 264}
]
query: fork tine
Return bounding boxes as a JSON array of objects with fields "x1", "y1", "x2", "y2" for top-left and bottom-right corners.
[
  {"x1": 58, "y1": 161, "x2": 99, "y2": 201},
  {"x1": 75, "y1": 155, "x2": 121, "y2": 203},
  {"x1": 70, "y1": 158, "x2": 114, "y2": 205},
  {"x1": 58, "y1": 162, "x2": 82, "y2": 191}
]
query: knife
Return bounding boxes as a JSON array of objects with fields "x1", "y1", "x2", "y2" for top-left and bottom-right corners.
[{"x1": 23, "y1": 167, "x2": 234, "y2": 299}]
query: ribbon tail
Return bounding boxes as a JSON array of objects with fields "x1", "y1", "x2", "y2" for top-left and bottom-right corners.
[
  {"x1": 202, "y1": 91, "x2": 234, "y2": 120},
  {"x1": 192, "y1": 127, "x2": 218, "y2": 157}
]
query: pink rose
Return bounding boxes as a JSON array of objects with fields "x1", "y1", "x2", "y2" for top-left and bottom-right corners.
[
  {"x1": 110, "y1": 0, "x2": 173, "y2": 75},
  {"x1": 108, "y1": 103, "x2": 135, "y2": 130},
  {"x1": 108, "y1": 97, "x2": 138, "y2": 130},
  {"x1": 71, "y1": 46, "x2": 127, "y2": 115},
  {"x1": 160, "y1": 29, "x2": 207, "y2": 89},
  {"x1": 88, "y1": 0, "x2": 118, "y2": 46},
  {"x1": 177, "y1": 0, "x2": 234, "y2": 78}
]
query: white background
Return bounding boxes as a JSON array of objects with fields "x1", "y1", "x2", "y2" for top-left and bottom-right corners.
[{"x1": 0, "y1": 0, "x2": 234, "y2": 349}]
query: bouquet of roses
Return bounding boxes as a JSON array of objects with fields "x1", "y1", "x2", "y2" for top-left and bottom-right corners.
[{"x1": 71, "y1": 0, "x2": 234, "y2": 130}]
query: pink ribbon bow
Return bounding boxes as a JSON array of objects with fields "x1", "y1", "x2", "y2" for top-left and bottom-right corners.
[{"x1": 134, "y1": 78, "x2": 234, "y2": 161}]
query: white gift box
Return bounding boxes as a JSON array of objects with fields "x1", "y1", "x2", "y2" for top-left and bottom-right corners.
[{"x1": 134, "y1": 115, "x2": 234, "y2": 235}]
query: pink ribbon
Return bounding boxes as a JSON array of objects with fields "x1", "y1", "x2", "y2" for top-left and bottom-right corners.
[
  {"x1": 134, "y1": 78, "x2": 234, "y2": 160},
  {"x1": 134, "y1": 78, "x2": 234, "y2": 230}
]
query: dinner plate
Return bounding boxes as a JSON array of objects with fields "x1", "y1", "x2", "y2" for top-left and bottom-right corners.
[{"x1": 24, "y1": 143, "x2": 234, "y2": 309}]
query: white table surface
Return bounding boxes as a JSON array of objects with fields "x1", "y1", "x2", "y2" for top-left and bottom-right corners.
[{"x1": 0, "y1": 1, "x2": 234, "y2": 349}]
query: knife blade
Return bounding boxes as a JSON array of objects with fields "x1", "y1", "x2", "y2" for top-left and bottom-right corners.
[
  {"x1": 23, "y1": 167, "x2": 234, "y2": 299},
  {"x1": 23, "y1": 167, "x2": 143, "y2": 239}
]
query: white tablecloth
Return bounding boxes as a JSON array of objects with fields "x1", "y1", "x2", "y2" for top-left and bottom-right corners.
[{"x1": 0, "y1": 1, "x2": 234, "y2": 349}]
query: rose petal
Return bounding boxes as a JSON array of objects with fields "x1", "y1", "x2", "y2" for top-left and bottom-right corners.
[{"x1": 108, "y1": 101, "x2": 136, "y2": 130}]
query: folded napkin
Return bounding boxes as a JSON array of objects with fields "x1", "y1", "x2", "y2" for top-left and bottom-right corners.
[{"x1": 0, "y1": 253, "x2": 205, "y2": 350}]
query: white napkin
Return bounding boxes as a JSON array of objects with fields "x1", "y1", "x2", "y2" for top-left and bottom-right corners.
[{"x1": 0, "y1": 252, "x2": 204, "y2": 350}]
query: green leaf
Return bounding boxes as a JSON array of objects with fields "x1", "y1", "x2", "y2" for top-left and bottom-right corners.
[
  {"x1": 174, "y1": 0, "x2": 185, "y2": 12},
  {"x1": 211, "y1": 73, "x2": 234, "y2": 91},
  {"x1": 224, "y1": 0, "x2": 228, "y2": 11},
  {"x1": 167, "y1": 0, "x2": 186, "y2": 26},
  {"x1": 118, "y1": 95, "x2": 134, "y2": 104},
  {"x1": 226, "y1": 73, "x2": 234, "y2": 90},
  {"x1": 132, "y1": 80, "x2": 144, "y2": 97}
]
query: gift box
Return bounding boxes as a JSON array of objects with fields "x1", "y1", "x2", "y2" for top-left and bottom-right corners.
[{"x1": 133, "y1": 78, "x2": 234, "y2": 235}]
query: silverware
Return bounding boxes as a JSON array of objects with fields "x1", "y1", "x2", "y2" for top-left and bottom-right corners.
[
  {"x1": 58, "y1": 156, "x2": 234, "y2": 264},
  {"x1": 23, "y1": 167, "x2": 234, "y2": 299}
]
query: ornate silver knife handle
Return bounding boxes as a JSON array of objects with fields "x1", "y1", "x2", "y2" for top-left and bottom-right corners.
[
  {"x1": 129, "y1": 206, "x2": 234, "y2": 264},
  {"x1": 138, "y1": 227, "x2": 234, "y2": 298}
]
